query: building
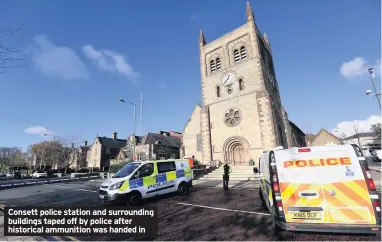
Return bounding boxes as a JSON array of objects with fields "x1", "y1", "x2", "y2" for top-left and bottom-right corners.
[
  {"x1": 88, "y1": 132, "x2": 127, "y2": 170},
  {"x1": 181, "y1": 1, "x2": 305, "y2": 165},
  {"x1": 341, "y1": 132, "x2": 381, "y2": 155},
  {"x1": 117, "y1": 131, "x2": 182, "y2": 161},
  {"x1": 287, "y1": 121, "x2": 307, "y2": 147},
  {"x1": 70, "y1": 141, "x2": 92, "y2": 170},
  {"x1": 305, "y1": 128, "x2": 341, "y2": 146}
]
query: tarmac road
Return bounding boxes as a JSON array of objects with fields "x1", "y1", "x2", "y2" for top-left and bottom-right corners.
[{"x1": 0, "y1": 181, "x2": 381, "y2": 241}]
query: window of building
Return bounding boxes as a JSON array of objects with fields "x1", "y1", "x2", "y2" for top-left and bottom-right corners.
[
  {"x1": 239, "y1": 78, "x2": 244, "y2": 90},
  {"x1": 216, "y1": 85, "x2": 221, "y2": 97},
  {"x1": 216, "y1": 57, "x2": 221, "y2": 70},
  {"x1": 137, "y1": 152, "x2": 146, "y2": 161},
  {"x1": 196, "y1": 134, "x2": 202, "y2": 151},
  {"x1": 157, "y1": 161, "x2": 176, "y2": 173},
  {"x1": 210, "y1": 60, "x2": 216, "y2": 73},
  {"x1": 240, "y1": 46, "x2": 247, "y2": 59},
  {"x1": 234, "y1": 46, "x2": 247, "y2": 63},
  {"x1": 233, "y1": 49, "x2": 240, "y2": 62}
]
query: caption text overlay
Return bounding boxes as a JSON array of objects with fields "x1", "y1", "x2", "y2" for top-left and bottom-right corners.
[{"x1": 4, "y1": 207, "x2": 157, "y2": 238}]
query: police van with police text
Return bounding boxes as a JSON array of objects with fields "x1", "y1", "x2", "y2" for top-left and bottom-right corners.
[
  {"x1": 258, "y1": 144, "x2": 381, "y2": 234},
  {"x1": 99, "y1": 159, "x2": 193, "y2": 205}
]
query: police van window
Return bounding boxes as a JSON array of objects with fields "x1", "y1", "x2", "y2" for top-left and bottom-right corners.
[
  {"x1": 138, "y1": 163, "x2": 154, "y2": 177},
  {"x1": 157, "y1": 162, "x2": 176, "y2": 174}
]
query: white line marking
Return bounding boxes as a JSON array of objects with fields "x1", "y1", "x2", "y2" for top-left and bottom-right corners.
[
  {"x1": 54, "y1": 184, "x2": 97, "y2": 193},
  {"x1": 177, "y1": 202, "x2": 271, "y2": 216}
]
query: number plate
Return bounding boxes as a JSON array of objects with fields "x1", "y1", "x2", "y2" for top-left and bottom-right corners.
[
  {"x1": 99, "y1": 195, "x2": 104, "y2": 199},
  {"x1": 289, "y1": 211, "x2": 322, "y2": 220}
]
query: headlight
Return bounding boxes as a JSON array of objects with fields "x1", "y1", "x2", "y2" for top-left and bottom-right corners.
[{"x1": 109, "y1": 181, "x2": 124, "y2": 190}]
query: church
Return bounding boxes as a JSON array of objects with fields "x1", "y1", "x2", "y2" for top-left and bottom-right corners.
[{"x1": 180, "y1": 1, "x2": 306, "y2": 165}]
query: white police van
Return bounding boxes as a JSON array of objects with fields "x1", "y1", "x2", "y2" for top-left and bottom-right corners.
[{"x1": 99, "y1": 159, "x2": 193, "y2": 205}]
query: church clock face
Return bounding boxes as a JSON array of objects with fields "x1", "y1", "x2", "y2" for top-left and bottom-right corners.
[{"x1": 222, "y1": 71, "x2": 236, "y2": 87}]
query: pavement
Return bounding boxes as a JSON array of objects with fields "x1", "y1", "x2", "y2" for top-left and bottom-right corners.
[{"x1": 0, "y1": 179, "x2": 381, "y2": 241}]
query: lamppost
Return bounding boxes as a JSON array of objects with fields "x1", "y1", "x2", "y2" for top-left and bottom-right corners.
[
  {"x1": 44, "y1": 133, "x2": 56, "y2": 169},
  {"x1": 366, "y1": 68, "x2": 381, "y2": 111},
  {"x1": 120, "y1": 97, "x2": 137, "y2": 160}
]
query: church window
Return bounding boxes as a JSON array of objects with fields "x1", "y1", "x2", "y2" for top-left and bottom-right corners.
[
  {"x1": 196, "y1": 134, "x2": 202, "y2": 152},
  {"x1": 210, "y1": 60, "x2": 216, "y2": 73},
  {"x1": 240, "y1": 46, "x2": 247, "y2": 59},
  {"x1": 224, "y1": 108, "x2": 242, "y2": 127},
  {"x1": 216, "y1": 85, "x2": 221, "y2": 97},
  {"x1": 215, "y1": 57, "x2": 221, "y2": 70},
  {"x1": 234, "y1": 45, "x2": 247, "y2": 63},
  {"x1": 233, "y1": 49, "x2": 240, "y2": 62},
  {"x1": 239, "y1": 78, "x2": 244, "y2": 90}
]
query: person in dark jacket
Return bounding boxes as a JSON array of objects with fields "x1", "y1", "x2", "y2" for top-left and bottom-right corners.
[{"x1": 222, "y1": 162, "x2": 232, "y2": 190}]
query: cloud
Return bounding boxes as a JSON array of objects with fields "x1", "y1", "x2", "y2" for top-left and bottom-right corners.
[
  {"x1": 24, "y1": 126, "x2": 54, "y2": 137},
  {"x1": 190, "y1": 12, "x2": 201, "y2": 20},
  {"x1": 340, "y1": 57, "x2": 381, "y2": 79},
  {"x1": 28, "y1": 35, "x2": 89, "y2": 80},
  {"x1": 332, "y1": 115, "x2": 381, "y2": 138},
  {"x1": 82, "y1": 45, "x2": 139, "y2": 82}
]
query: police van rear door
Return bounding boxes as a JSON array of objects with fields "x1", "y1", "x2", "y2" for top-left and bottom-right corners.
[{"x1": 277, "y1": 145, "x2": 376, "y2": 225}]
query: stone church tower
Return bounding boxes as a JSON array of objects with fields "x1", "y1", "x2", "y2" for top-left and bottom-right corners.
[{"x1": 181, "y1": 1, "x2": 301, "y2": 165}]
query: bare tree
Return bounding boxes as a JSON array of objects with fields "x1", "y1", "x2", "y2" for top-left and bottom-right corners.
[
  {"x1": 0, "y1": 28, "x2": 25, "y2": 74},
  {"x1": 55, "y1": 137, "x2": 83, "y2": 174},
  {"x1": 371, "y1": 123, "x2": 381, "y2": 138},
  {"x1": 0, "y1": 147, "x2": 21, "y2": 171}
]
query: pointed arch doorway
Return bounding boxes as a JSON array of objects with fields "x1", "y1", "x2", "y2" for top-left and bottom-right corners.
[{"x1": 223, "y1": 136, "x2": 250, "y2": 166}]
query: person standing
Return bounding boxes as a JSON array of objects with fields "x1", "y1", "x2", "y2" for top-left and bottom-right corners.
[{"x1": 222, "y1": 162, "x2": 232, "y2": 190}]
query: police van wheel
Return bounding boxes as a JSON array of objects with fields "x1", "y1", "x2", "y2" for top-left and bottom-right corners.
[
  {"x1": 127, "y1": 192, "x2": 142, "y2": 206},
  {"x1": 177, "y1": 183, "x2": 189, "y2": 195}
]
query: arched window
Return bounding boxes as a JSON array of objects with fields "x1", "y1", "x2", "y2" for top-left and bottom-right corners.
[
  {"x1": 216, "y1": 57, "x2": 221, "y2": 70},
  {"x1": 233, "y1": 49, "x2": 240, "y2": 62},
  {"x1": 210, "y1": 60, "x2": 216, "y2": 73},
  {"x1": 216, "y1": 86, "x2": 221, "y2": 97},
  {"x1": 240, "y1": 46, "x2": 247, "y2": 59},
  {"x1": 234, "y1": 45, "x2": 247, "y2": 63},
  {"x1": 239, "y1": 78, "x2": 244, "y2": 91},
  {"x1": 196, "y1": 134, "x2": 202, "y2": 152}
]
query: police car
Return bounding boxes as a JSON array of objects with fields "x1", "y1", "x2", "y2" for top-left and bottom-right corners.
[
  {"x1": 99, "y1": 159, "x2": 193, "y2": 205},
  {"x1": 258, "y1": 144, "x2": 381, "y2": 234}
]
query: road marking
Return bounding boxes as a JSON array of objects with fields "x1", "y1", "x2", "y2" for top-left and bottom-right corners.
[
  {"x1": 177, "y1": 202, "x2": 271, "y2": 216},
  {"x1": 54, "y1": 184, "x2": 97, "y2": 193}
]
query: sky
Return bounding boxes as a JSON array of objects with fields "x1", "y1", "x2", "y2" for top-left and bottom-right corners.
[{"x1": 0, "y1": 0, "x2": 381, "y2": 150}]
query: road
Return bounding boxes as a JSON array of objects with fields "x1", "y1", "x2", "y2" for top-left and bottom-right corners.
[{"x1": 0, "y1": 180, "x2": 381, "y2": 241}]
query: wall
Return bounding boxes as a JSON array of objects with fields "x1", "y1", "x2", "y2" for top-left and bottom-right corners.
[{"x1": 182, "y1": 104, "x2": 203, "y2": 161}]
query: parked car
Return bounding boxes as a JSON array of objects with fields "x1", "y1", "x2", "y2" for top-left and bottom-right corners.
[
  {"x1": 32, "y1": 170, "x2": 47, "y2": 178},
  {"x1": 371, "y1": 150, "x2": 382, "y2": 162},
  {"x1": 6, "y1": 172, "x2": 13, "y2": 177}
]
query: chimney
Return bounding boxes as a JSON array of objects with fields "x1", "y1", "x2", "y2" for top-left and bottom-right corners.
[
  {"x1": 112, "y1": 132, "x2": 117, "y2": 140},
  {"x1": 84, "y1": 141, "x2": 88, "y2": 146}
]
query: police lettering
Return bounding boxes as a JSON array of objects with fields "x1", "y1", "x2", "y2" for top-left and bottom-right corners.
[
  {"x1": 283, "y1": 157, "x2": 351, "y2": 168},
  {"x1": 148, "y1": 180, "x2": 175, "y2": 189}
]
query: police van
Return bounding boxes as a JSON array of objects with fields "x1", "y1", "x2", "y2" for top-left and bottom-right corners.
[
  {"x1": 99, "y1": 159, "x2": 193, "y2": 205},
  {"x1": 258, "y1": 144, "x2": 381, "y2": 234}
]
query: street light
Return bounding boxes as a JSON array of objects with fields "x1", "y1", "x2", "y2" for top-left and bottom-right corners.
[
  {"x1": 120, "y1": 97, "x2": 136, "y2": 160},
  {"x1": 366, "y1": 68, "x2": 381, "y2": 110}
]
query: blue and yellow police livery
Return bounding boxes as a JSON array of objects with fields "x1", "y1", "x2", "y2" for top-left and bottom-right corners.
[{"x1": 98, "y1": 159, "x2": 193, "y2": 205}]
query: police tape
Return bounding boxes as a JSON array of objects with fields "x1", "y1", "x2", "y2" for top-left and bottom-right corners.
[{"x1": 0, "y1": 176, "x2": 100, "y2": 189}]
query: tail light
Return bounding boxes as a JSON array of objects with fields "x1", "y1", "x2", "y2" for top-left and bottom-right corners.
[
  {"x1": 271, "y1": 160, "x2": 283, "y2": 212},
  {"x1": 359, "y1": 157, "x2": 381, "y2": 215}
]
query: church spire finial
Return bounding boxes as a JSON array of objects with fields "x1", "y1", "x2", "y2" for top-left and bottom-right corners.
[
  {"x1": 246, "y1": 0, "x2": 255, "y2": 23},
  {"x1": 199, "y1": 29, "x2": 206, "y2": 47}
]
